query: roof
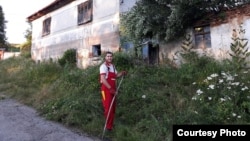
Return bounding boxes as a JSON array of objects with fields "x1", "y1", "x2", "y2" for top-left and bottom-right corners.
[
  {"x1": 195, "y1": 3, "x2": 250, "y2": 27},
  {"x1": 27, "y1": 0, "x2": 75, "y2": 22}
]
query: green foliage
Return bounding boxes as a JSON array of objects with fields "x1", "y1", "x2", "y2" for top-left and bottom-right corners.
[
  {"x1": 0, "y1": 6, "x2": 7, "y2": 49},
  {"x1": 20, "y1": 23, "x2": 32, "y2": 57},
  {"x1": 0, "y1": 56, "x2": 62, "y2": 105},
  {"x1": 229, "y1": 25, "x2": 250, "y2": 70},
  {"x1": 58, "y1": 49, "x2": 77, "y2": 67},
  {"x1": 113, "y1": 52, "x2": 134, "y2": 71},
  {"x1": 172, "y1": 33, "x2": 195, "y2": 65},
  {"x1": 121, "y1": 0, "x2": 250, "y2": 44},
  {"x1": 180, "y1": 34, "x2": 193, "y2": 53},
  {"x1": 7, "y1": 45, "x2": 20, "y2": 52},
  {"x1": 120, "y1": 0, "x2": 171, "y2": 44},
  {"x1": 191, "y1": 71, "x2": 250, "y2": 123}
]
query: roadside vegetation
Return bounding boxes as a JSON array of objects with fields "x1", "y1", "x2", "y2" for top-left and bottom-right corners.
[
  {"x1": 1, "y1": 1, "x2": 250, "y2": 141},
  {"x1": 0, "y1": 28, "x2": 250, "y2": 141}
]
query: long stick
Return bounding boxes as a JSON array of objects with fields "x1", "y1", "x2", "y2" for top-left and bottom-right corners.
[{"x1": 101, "y1": 76, "x2": 124, "y2": 139}]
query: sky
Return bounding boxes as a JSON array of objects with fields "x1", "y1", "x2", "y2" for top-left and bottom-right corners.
[{"x1": 0, "y1": 0, "x2": 54, "y2": 44}]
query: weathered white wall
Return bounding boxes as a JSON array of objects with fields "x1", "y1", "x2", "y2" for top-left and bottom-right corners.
[
  {"x1": 31, "y1": 0, "x2": 136, "y2": 68},
  {"x1": 160, "y1": 16, "x2": 250, "y2": 66},
  {"x1": 210, "y1": 18, "x2": 250, "y2": 60},
  {"x1": 31, "y1": 0, "x2": 93, "y2": 65},
  {"x1": 2, "y1": 52, "x2": 21, "y2": 60}
]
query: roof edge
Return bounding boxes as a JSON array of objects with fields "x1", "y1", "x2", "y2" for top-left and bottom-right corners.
[{"x1": 27, "y1": 0, "x2": 75, "y2": 22}]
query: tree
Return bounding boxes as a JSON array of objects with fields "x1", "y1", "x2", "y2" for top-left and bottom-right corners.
[
  {"x1": 20, "y1": 22, "x2": 32, "y2": 57},
  {"x1": 121, "y1": 0, "x2": 250, "y2": 45},
  {"x1": 0, "y1": 5, "x2": 7, "y2": 49},
  {"x1": 120, "y1": 0, "x2": 171, "y2": 45}
]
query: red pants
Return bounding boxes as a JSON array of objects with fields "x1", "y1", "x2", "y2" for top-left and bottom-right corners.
[{"x1": 101, "y1": 88, "x2": 116, "y2": 130}]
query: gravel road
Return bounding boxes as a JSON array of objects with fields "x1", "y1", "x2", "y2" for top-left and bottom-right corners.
[{"x1": 0, "y1": 97, "x2": 101, "y2": 141}]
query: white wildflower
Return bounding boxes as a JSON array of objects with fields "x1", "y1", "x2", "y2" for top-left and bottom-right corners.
[
  {"x1": 208, "y1": 85, "x2": 215, "y2": 89},
  {"x1": 231, "y1": 82, "x2": 240, "y2": 86},
  {"x1": 219, "y1": 79, "x2": 224, "y2": 83},
  {"x1": 192, "y1": 96, "x2": 197, "y2": 100},
  {"x1": 192, "y1": 82, "x2": 196, "y2": 85},
  {"x1": 241, "y1": 86, "x2": 248, "y2": 91},
  {"x1": 210, "y1": 73, "x2": 218, "y2": 77},
  {"x1": 142, "y1": 95, "x2": 146, "y2": 99},
  {"x1": 237, "y1": 115, "x2": 241, "y2": 118},
  {"x1": 196, "y1": 89, "x2": 203, "y2": 95},
  {"x1": 207, "y1": 77, "x2": 212, "y2": 80},
  {"x1": 227, "y1": 87, "x2": 231, "y2": 90},
  {"x1": 226, "y1": 75, "x2": 234, "y2": 81},
  {"x1": 232, "y1": 113, "x2": 237, "y2": 117},
  {"x1": 220, "y1": 98, "x2": 226, "y2": 102},
  {"x1": 221, "y1": 72, "x2": 226, "y2": 76},
  {"x1": 208, "y1": 97, "x2": 212, "y2": 100}
]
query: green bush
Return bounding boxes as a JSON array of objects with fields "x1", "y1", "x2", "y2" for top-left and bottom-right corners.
[{"x1": 58, "y1": 49, "x2": 77, "y2": 67}]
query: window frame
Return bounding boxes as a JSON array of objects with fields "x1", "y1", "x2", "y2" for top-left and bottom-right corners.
[
  {"x1": 92, "y1": 44, "x2": 101, "y2": 57},
  {"x1": 194, "y1": 25, "x2": 211, "y2": 49},
  {"x1": 42, "y1": 17, "x2": 51, "y2": 36},
  {"x1": 77, "y1": 0, "x2": 93, "y2": 25}
]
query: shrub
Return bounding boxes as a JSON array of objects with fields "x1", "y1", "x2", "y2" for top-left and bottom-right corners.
[
  {"x1": 113, "y1": 52, "x2": 135, "y2": 71},
  {"x1": 191, "y1": 70, "x2": 250, "y2": 123},
  {"x1": 58, "y1": 49, "x2": 77, "y2": 67},
  {"x1": 229, "y1": 25, "x2": 250, "y2": 70}
]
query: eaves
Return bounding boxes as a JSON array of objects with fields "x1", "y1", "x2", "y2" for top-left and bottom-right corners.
[{"x1": 27, "y1": 0, "x2": 75, "y2": 22}]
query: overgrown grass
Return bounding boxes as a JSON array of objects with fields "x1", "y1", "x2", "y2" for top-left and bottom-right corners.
[{"x1": 0, "y1": 52, "x2": 249, "y2": 141}]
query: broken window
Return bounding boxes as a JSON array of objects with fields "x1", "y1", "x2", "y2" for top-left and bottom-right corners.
[
  {"x1": 92, "y1": 44, "x2": 101, "y2": 57},
  {"x1": 78, "y1": 0, "x2": 93, "y2": 25},
  {"x1": 42, "y1": 17, "x2": 51, "y2": 36},
  {"x1": 194, "y1": 25, "x2": 211, "y2": 49}
]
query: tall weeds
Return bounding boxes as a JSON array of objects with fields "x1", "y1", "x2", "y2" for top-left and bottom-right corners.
[{"x1": 0, "y1": 27, "x2": 250, "y2": 141}]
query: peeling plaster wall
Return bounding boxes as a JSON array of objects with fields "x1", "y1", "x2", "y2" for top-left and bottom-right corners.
[
  {"x1": 30, "y1": 0, "x2": 132, "y2": 69},
  {"x1": 160, "y1": 14, "x2": 250, "y2": 67},
  {"x1": 210, "y1": 17, "x2": 250, "y2": 61}
]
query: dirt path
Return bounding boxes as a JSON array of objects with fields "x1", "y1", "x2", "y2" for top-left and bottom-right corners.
[{"x1": 0, "y1": 97, "x2": 101, "y2": 141}]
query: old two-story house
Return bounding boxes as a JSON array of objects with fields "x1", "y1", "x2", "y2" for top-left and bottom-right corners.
[
  {"x1": 28, "y1": 1, "x2": 250, "y2": 68},
  {"x1": 27, "y1": 0, "x2": 137, "y2": 68}
]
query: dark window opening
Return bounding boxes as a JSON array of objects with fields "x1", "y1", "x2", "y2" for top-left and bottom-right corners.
[
  {"x1": 142, "y1": 43, "x2": 159, "y2": 65},
  {"x1": 78, "y1": 0, "x2": 93, "y2": 25},
  {"x1": 194, "y1": 25, "x2": 211, "y2": 49},
  {"x1": 42, "y1": 17, "x2": 51, "y2": 36},
  {"x1": 92, "y1": 44, "x2": 101, "y2": 57}
]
